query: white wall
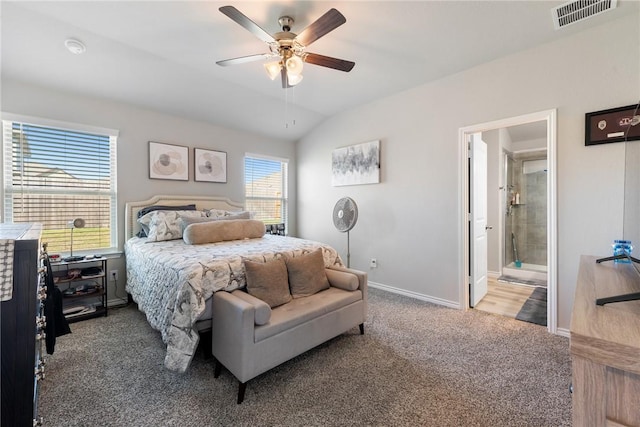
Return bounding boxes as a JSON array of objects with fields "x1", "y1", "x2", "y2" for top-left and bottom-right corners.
[
  {"x1": 296, "y1": 14, "x2": 639, "y2": 330},
  {"x1": 1, "y1": 80, "x2": 295, "y2": 303}
]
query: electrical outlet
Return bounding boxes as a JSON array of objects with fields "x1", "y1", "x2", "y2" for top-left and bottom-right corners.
[
  {"x1": 109, "y1": 270, "x2": 118, "y2": 281},
  {"x1": 370, "y1": 258, "x2": 377, "y2": 268}
]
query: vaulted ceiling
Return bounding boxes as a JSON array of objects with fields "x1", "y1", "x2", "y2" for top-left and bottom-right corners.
[{"x1": 2, "y1": 1, "x2": 636, "y2": 141}]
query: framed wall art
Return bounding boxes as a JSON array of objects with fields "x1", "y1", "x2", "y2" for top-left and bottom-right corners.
[
  {"x1": 149, "y1": 141, "x2": 189, "y2": 180},
  {"x1": 194, "y1": 148, "x2": 227, "y2": 183},
  {"x1": 332, "y1": 140, "x2": 380, "y2": 186},
  {"x1": 585, "y1": 104, "x2": 640, "y2": 146}
]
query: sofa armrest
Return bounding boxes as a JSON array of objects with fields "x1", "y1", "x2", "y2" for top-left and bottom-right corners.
[
  {"x1": 211, "y1": 291, "x2": 257, "y2": 382},
  {"x1": 231, "y1": 290, "x2": 271, "y2": 325},
  {"x1": 327, "y1": 266, "x2": 367, "y2": 318}
]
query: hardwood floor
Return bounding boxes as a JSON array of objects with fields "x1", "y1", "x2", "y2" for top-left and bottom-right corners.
[{"x1": 474, "y1": 278, "x2": 535, "y2": 318}]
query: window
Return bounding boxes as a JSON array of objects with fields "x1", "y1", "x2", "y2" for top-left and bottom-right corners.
[
  {"x1": 244, "y1": 154, "x2": 288, "y2": 232},
  {"x1": 2, "y1": 116, "x2": 118, "y2": 254}
]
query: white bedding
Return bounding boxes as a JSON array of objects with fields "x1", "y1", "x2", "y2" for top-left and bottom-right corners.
[{"x1": 124, "y1": 234, "x2": 344, "y2": 372}]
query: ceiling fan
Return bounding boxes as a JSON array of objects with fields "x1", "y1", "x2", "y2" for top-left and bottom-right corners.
[{"x1": 216, "y1": 6, "x2": 355, "y2": 88}]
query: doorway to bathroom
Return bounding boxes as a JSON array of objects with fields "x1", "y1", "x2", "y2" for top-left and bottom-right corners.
[
  {"x1": 500, "y1": 146, "x2": 548, "y2": 288},
  {"x1": 460, "y1": 109, "x2": 557, "y2": 333}
]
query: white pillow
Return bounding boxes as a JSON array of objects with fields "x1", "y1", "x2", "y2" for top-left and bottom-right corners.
[
  {"x1": 206, "y1": 209, "x2": 252, "y2": 220},
  {"x1": 139, "y1": 210, "x2": 205, "y2": 242}
]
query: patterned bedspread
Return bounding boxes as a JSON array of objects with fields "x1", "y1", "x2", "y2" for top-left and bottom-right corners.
[{"x1": 124, "y1": 234, "x2": 344, "y2": 372}]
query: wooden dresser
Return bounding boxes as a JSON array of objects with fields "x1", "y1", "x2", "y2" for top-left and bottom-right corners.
[
  {"x1": 571, "y1": 255, "x2": 640, "y2": 427},
  {"x1": 0, "y1": 223, "x2": 45, "y2": 426}
]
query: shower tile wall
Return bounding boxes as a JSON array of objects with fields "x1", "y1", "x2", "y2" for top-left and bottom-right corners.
[{"x1": 511, "y1": 155, "x2": 547, "y2": 266}]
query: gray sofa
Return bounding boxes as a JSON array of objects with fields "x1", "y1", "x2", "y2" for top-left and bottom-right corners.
[{"x1": 211, "y1": 266, "x2": 367, "y2": 403}]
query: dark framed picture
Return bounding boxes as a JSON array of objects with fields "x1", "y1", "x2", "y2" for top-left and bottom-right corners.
[
  {"x1": 149, "y1": 141, "x2": 189, "y2": 180},
  {"x1": 194, "y1": 148, "x2": 227, "y2": 183},
  {"x1": 585, "y1": 104, "x2": 640, "y2": 146}
]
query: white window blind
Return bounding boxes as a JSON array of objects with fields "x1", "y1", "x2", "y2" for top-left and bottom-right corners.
[
  {"x1": 2, "y1": 118, "x2": 118, "y2": 254},
  {"x1": 244, "y1": 154, "x2": 288, "y2": 232}
]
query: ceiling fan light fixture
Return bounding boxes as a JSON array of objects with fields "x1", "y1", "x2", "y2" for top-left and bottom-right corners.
[
  {"x1": 285, "y1": 55, "x2": 304, "y2": 76},
  {"x1": 287, "y1": 73, "x2": 303, "y2": 86},
  {"x1": 264, "y1": 61, "x2": 282, "y2": 80}
]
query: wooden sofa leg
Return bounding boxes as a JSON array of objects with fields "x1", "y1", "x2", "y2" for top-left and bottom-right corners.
[
  {"x1": 237, "y1": 382, "x2": 247, "y2": 404},
  {"x1": 214, "y1": 358, "x2": 222, "y2": 378},
  {"x1": 359, "y1": 323, "x2": 365, "y2": 335}
]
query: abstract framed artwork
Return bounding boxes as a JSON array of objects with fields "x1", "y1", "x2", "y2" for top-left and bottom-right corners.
[
  {"x1": 585, "y1": 104, "x2": 640, "y2": 146},
  {"x1": 194, "y1": 148, "x2": 227, "y2": 183},
  {"x1": 149, "y1": 141, "x2": 188, "y2": 180},
  {"x1": 332, "y1": 140, "x2": 380, "y2": 186}
]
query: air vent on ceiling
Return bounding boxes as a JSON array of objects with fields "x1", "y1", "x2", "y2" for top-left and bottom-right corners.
[{"x1": 552, "y1": 0, "x2": 617, "y2": 30}]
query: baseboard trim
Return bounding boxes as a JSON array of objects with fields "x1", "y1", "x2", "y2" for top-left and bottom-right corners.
[
  {"x1": 368, "y1": 281, "x2": 460, "y2": 309},
  {"x1": 555, "y1": 327, "x2": 570, "y2": 338}
]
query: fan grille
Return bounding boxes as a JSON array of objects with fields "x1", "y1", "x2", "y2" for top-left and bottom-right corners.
[{"x1": 333, "y1": 197, "x2": 358, "y2": 232}]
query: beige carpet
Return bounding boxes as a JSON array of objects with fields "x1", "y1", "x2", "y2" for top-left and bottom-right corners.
[{"x1": 39, "y1": 288, "x2": 571, "y2": 426}]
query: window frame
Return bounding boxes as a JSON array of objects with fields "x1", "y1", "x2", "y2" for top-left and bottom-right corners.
[
  {"x1": 244, "y1": 153, "x2": 289, "y2": 233},
  {"x1": 1, "y1": 113, "x2": 119, "y2": 254}
]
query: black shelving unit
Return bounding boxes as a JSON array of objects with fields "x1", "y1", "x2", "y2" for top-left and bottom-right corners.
[{"x1": 51, "y1": 257, "x2": 108, "y2": 322}]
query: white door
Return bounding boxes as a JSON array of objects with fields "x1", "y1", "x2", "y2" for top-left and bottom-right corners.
[{"x1": 470, "y1": 133, "x2": 488, "y2": 307}]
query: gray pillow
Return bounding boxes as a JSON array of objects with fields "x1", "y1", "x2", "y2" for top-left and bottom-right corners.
[
  {"x1": 244, "y1": 259, "x2": 292, "y2": 308},
  {"x1": 284, "y1": 248, "x2": 330, "y2": 298}
]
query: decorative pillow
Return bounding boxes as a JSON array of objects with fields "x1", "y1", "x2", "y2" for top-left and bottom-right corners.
[
  {"x1": 136, "y1": 204, "x2": 196, "y2": 237},
  {"x1": 183, "y1": 219, "x2": 265, "y2": 245},
  {"x1": 177, "y1": 216, "x2": 219, "y2": 233},
  {"x1": 244, "y1": 259, "x2": 291, "y2": 308},
  {"x1": 284, "y1": 248, "x2": 330, "y2": 298},
  {"x1": 178, "y1": 212, "x2": 252, "y2": 233},
  {"x1": 325, "y1": 269, "x2": 359, "y2": 291},
  {"x1": 141, "y1": 210, "x2": 205, "y2": 242},
  {"x1": 206, "y1": 209, "x2": 252, "y2": 220}
]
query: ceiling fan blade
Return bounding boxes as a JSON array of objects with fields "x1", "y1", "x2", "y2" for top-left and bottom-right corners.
[
  {"x1": 216, "y1": 53, "x2": 273, "y2": 67},
  {"x1": 295, "y1": 8, "x2": 346, "y2": 47},
  {"x1": 304, "y1": 53, "x2": 355, "y2": 72},
  {"x1": 281, "y1": 68, "x2": 292, "y2": 89},
  {"x1": 219, "y1": 6, "x2": 275, "y2": 44}
]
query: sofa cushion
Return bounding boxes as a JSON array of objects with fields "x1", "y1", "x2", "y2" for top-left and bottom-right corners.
[
  {"x1": 254, "y1": 287, "x2": 363, "y2": 342},
  {"x1": 285, "y1": 248, "x2": 330, "y2": 298},
  {"x1": 244, "y1": 259, "x2": 292, "y2": 308}
]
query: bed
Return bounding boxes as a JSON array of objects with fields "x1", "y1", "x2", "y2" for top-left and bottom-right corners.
[{"x1": 124, "y1": 195, "x2": 344, "y2": 372}]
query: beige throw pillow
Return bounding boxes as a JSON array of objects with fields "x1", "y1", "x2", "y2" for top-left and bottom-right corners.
[
  {"x1": 285, "y1": 248, "x2": 330, "y2": 298},
  {"x1": 244, "y1": 259, "x2": 292, "y2": 308},
  {"x1": 183, "y1": 219, "x2": 265, "y2": 245}
]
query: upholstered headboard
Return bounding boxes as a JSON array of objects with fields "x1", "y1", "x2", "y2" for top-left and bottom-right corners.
[{"x1": 124, "y1": 195, "x2": 244, "y2": 239}]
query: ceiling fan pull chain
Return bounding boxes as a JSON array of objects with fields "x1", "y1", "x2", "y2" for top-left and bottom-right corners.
[
  {"x1": 284, "y1": 88, "x2": 288, "y2": 128},
  {"x1": 291, "y1": 87, "x2": 296, "y2": 127}
]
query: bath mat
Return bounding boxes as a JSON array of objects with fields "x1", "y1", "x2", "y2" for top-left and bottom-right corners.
[
  {"x1": 515, "y1": 287, "x2": 547, "y2": 326},
  {"x1": 497, "y1": 275, "x2": 547, "y2": 288}
]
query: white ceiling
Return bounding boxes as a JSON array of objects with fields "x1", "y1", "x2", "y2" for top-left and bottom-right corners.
[{"x1": 2, "y1": 1, "x2": 636, "y2": 142}]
